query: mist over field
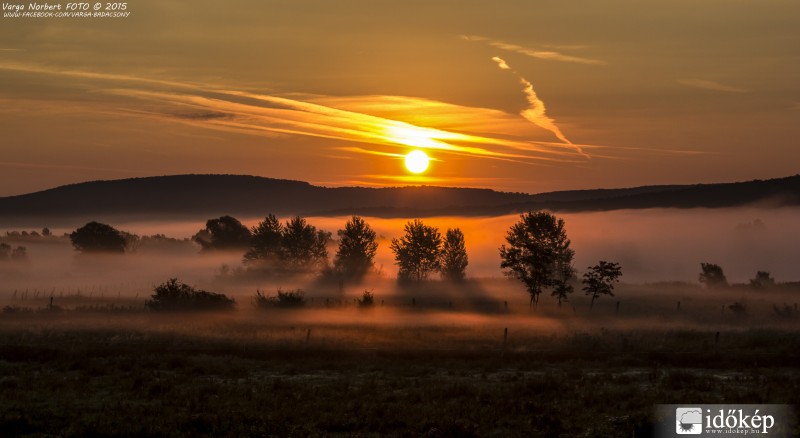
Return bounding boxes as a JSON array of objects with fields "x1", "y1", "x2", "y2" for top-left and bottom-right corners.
[
  {"x1": 2, "y1": 207, "x2": 799, "y2": 325},
  {"x1": 4, "y1": 207, "x2": 799, "y2": 287},
  {"x1": 3, "y1": 207, "x2": 800, "y2": 437}
]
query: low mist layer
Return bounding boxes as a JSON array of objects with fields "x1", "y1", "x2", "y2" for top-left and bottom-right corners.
[{"x1": 0, "y1": 208, "x2": 797, "y2": 305}]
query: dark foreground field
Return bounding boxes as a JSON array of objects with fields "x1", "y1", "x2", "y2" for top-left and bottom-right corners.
[{"x1": 1, "y1": 311, "x2": 799, "y2": 437}]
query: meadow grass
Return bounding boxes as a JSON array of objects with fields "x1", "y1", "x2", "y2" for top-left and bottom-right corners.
[{"x1": 1, "y1": 308, "x2": 798, "y2": 437}]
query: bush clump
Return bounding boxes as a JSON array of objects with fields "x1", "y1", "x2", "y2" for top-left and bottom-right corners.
[
  {"x1": 357, "y1": 290, "x2": 375, "y2": 308},
  {"x1": 146, "y1": 278, "x2": 235, "y2": 311},
  {"x1": 253, "y1": 288, "x2": 306, "y2": 309}
]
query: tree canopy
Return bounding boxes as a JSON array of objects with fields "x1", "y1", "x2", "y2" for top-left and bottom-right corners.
[
  {"x1": 390, "y1": 219, "x2": 442, "y2": 284},
  {"x1": 193, "y1": 216, "x2": 251, "y2": 251},
  {"x1": 241, "y1": 215, "x2": 331, "y2": 274},
  {"x1": 69, "y1": 221, "x2": 127, "y2": 253},
  {"x1": 440, "y1": 228, "x2": 468, "y2": 282},
  {"x1": 699, "y1": 263, "x2": 728, "y2": 288},
  {"x1": 334, "y1": 216, "x2": 378, "y2": 281},
  {"x1": 244, "y1": 214, "x2": 283, "y2": 264},
  {"x1": 499, "y1": 211, "x2": 574, "y2": 309},
  {"x1": 0, "y1": 243, "x2": 27, "y2": 262},
  {"x1": 280, "y1": 216, "x2": 331, "y2": 272},
  {"x1": 749, "y1": 271, "x2": 775, "y2": 289},
  {"x1": 582, "y1": 261, "x2": 623, "y2": 309}
]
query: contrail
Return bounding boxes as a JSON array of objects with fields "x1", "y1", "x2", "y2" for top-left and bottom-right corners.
[
  {"x1": 464, "y1": 35, "x2": 604, "y2": 65},
  {"x1": 491, "y1": 56, "x2": 587, "y2": 158}
]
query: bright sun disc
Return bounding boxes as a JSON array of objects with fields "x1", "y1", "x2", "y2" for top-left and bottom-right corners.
[{"x1": 405, "y1": 150, "x2": 430, "y2": 173}]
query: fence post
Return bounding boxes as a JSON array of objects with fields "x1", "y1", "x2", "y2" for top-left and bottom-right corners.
[{"x1": 502, "y1": 328, "x2": 508, "y2": 358}]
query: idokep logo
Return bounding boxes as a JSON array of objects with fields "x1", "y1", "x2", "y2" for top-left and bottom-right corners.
[
  {"x1": 675, "y1": 407, "x2": 703, "y2": 435},
  {"x1": 656, "y1": 404, "x2": 795, "y2": 437}
]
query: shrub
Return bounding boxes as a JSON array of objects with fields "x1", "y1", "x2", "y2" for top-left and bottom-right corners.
[
  {"x1": 699, "y1": 263, "x2": 728, "y2": 288},
  {"x1": 253, "y1": 288, "x2": 306, "y2": 309},
  {"x1": 727, "y1": 302, "x2": 746, "y2": 315},
  {"x1": 146, "y1": 278, "x2": 235, "y2": 311},
  {"x1": 357, "y1": 290, "x2": 375, "y2": 308}
]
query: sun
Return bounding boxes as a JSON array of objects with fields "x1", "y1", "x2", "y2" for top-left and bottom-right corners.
[{"x1": 404, "y1": 150, "x2": 430, "y2": 174}]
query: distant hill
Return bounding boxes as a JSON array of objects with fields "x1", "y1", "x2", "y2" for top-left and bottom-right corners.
[{"x1": 0, "y1": 174, "x2": 798, "y2": 225}]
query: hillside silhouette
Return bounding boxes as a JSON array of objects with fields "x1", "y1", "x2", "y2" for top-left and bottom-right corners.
[{"x1": 0, "y1": 174, "x2": 798, "y2": 222}]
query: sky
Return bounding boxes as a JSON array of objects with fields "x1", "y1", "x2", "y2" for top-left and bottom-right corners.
[{"x1": 1, "y1": 0, "x2": 799, "y2": 196}]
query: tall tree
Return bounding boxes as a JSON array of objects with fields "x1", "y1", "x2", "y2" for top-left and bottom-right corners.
[
  {"x1": 280, "y1": 216, "x2": 331, "y2": 272},
  {"x1": 244, "y1": 214, "x2": 284, "y2": 265},
  {"x1": 193, "y1": 216, "x2": 251, "y2": 251},
  {"x1": 499, "y1": 211, "x2": 574, "y2": 309},
  {"x1": 390, "y1": 219, "x2": 442, "y2": 283},
  {"x1": 440, "y1": 228, "x2": 468, "y2": 282},
  {"x1": 582, "y1": 261, "x2": 623, "y2": 310},
  {"x1": 334, "y1": 216, "x2": 378, "y2": 281},
  {"x1": 69, "y1": 221, "x2": 127, "y2": 253},
  {"x1": 699, "y1": 263, "x2": 728, "y2": 288}
]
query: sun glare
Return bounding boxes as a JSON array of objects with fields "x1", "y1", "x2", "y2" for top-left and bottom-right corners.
[
  {"x1": 405, "y1": 150, "x2": 430, "y2": 174},
  {"x1": 388, "y1": 125, "x2": 440, "y2": 149}
]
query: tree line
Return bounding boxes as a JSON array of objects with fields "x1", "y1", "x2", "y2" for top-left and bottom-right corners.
[{"x1": 66, "y1": 211, "x2": 626, "y2": 309}]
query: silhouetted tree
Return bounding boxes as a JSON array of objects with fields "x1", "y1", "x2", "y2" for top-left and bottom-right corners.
[
  {"x1": 391, "y1": 219, "x2": 442, "y2": 283},
  {"x1": 120, "y1": 231, "x2": 141, "y2": 253},
  {"x1": 243, "y1": 214, "x2": 284, "y2": 265},
  {"x1": 699, "y1": 263, "x2": 728, "y2": 288},
  {"x1": 279, "y1": 216, "x2": 331, "y2": 272},
  {"x1": 146, "y1": 278, "x2": 235, "y2": 311},
  {"x1": 41, "y1": 227, "x2": 52, "y2": 237},
  {"x1": 10, "y1": 246, "x2": 27, "y2": 261},
  {"x1": 193, "y1": 216, "x2": 251, "y2": 251},
  {"x1": 499, "y1": 211, "x2": 574, "y2": 309},
  {"x1": 334, "y1": 216, "x2": 378, "y2": 281},
  {"x1": 582, "y1": 261, "x2": 623, "y2": 310},
  {"x1": 551, "y1": 259, "x2": 576, "y2": 307},
  {"x1": 749, "y1": 271, "x2": 776, "y2": 289},
  {"x1": 440, "y1": 228, "x2": 468, "y2": 281},
  {"x1": 0, "y1": 243, "x2": 10, "y2": 260},
  {"x1": 69, "y1": 221, "x2": 127, "y2": 253}
]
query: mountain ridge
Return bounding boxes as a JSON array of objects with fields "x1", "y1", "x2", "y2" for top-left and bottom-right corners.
[{"x1": 0, "y1": 174, "x2": 798, "y2": 224}]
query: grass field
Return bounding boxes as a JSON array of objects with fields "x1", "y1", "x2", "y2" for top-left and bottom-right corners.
[{"x1": 1, "y1": 301, "x2": 799, "y2": 437}]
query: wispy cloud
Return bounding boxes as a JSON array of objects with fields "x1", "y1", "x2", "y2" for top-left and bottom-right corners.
[
  {"x1": 464, "y1": 35, "x2": 605, "y2": 65},
  {"x1": 100, "y1": 84, "x2": 586, "y2": 165},
  {"x1": 678, "y1": 79, "x2": 750, "y2": 93},
  {"x1": 335, "y1": 146, "x2": 406, "y2": 159},
  {"x1": 491, "y1": 57, "x2": 587, "y2": 157},
  {"x1": 0, "y1": 61, "x2": 703, "y2": 180}
]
